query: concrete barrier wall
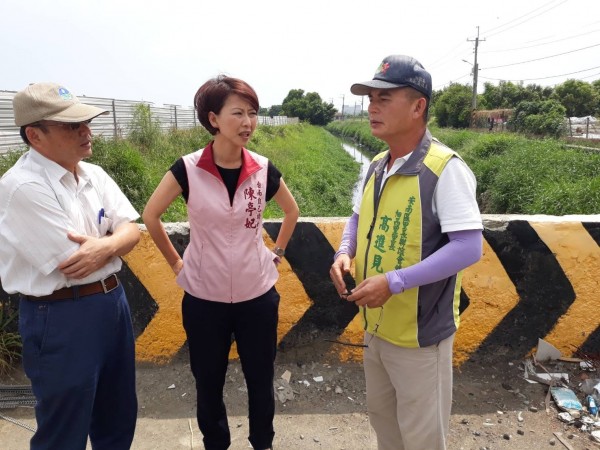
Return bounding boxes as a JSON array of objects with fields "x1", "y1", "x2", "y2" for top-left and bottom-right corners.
[{"x1": 2, "y1": 216, "x2": 599, "y2": 366}]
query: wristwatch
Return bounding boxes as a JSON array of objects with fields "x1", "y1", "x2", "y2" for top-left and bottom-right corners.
[{"x1": 273, "y1": 247, "x2": 285, "y2": 257}]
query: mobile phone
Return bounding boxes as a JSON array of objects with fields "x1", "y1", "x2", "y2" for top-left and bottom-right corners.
[{"x1": 342, "y1": 273, "x2": 356, "y2": 296}]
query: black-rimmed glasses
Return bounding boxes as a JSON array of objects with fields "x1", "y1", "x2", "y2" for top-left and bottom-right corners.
[{"x1": 30, "y1": 119, "x2": 92, "y2": 131}]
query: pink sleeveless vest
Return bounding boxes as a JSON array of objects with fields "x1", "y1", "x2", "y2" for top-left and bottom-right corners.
[{"x1": 176, "y1": 142, "x2": 279, "y2": 302}]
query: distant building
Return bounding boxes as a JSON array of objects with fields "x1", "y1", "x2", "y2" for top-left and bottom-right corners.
[{"x1": 341, "y1": 104, "x2": 363, "y2": 116}]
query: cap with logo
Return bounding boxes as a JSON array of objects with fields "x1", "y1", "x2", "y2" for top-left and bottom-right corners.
[
  {"x1": 350, "y1": 55, "x2": 432, "y2": 99},
  {"x1": 13, "y1": 82, "x2": 109, "y2": 127}
]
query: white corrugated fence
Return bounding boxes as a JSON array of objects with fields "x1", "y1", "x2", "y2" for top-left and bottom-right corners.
[{"x1": 0, "y1": 90, "x2": 298, "y2": 153}]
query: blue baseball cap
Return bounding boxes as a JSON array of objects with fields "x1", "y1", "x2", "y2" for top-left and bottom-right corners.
[{"x1": 351, "y1": 55, "x2": 432, "y2": 99}]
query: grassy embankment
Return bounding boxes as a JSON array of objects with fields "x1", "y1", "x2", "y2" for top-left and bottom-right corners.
[
  {"x1": 327, "y1": 120, "x2": 600, "y2": 215},
  {"x1": 0, "y1": 122, "x2": 360, "y2": 222}
]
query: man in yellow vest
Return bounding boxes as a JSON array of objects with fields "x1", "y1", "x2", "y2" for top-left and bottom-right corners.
[{"x1": 330, "y1": 55, "x2": 483, "y2": 450}]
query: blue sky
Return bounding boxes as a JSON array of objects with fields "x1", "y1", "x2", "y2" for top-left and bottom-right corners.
[{"x1": 2, "y1": 0, "x2": 598, "y2": 112}]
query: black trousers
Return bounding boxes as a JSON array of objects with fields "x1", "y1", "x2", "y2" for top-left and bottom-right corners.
[{"x1": 182, "y1": 287, "x2": 279, "y2": 450}]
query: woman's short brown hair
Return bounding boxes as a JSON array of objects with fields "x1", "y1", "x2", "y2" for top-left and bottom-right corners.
[{"x1": 194, "y1": 75, "x2": 259, "y2": 135}]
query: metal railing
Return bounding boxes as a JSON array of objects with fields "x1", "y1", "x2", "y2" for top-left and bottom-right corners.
[{"x1": 567, "y1": 116, "x2": 600, "y2": 140}]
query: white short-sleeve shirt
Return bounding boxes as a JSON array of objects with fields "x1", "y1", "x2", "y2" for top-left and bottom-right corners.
[
  {"x1": 353, "y1": 153, "x2": 483, "y2": 234},
  {"x1": 0, "y1": 149, "x2": 139, "y2": 295}
]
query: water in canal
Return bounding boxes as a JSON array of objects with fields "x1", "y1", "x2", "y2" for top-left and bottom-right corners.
[{"x1": 341, "y1": 140, "x2": 372, "y2": 207}]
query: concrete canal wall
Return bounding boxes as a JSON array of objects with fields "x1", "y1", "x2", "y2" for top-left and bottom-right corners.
[{"x1": 2, "y1": 215, "x2": 599, "y2": 367}]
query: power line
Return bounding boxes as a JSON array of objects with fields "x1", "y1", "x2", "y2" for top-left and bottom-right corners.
[
  {"x1": 482, "y1": 0, "x2": 561, "y2": 34},
  {"x1": 429, "y1": 2, "x2": 565, "y2": 88},
  {"x1": 483, "y1": 0, "x2": 567, "y2": 39},
  {"x1": 428, "y1": 42, "x2": 472, "y2": 70},
  {"x1": 433, "y1": 73, "x2": 471, "y2": 90},
  {"x1": 581, "y1": 72, "x2": 600, "y2": 81},
  {"x1": 482, "y1": 29, "x2": 600, "y2": 53},
  {"x1": 481, "y1": 43, "x2": 600, "y2": 70},
  {"x1": 429, "y1": 2, "x2": 594, "y2": 91},
  {"x1": 478, "y1": 64, "x2": 600, "y2": 82}
]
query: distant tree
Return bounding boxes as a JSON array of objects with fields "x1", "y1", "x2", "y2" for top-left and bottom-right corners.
[
  {"x1": 553, "y1": 79, "x2": 598, "y2": 117},
  {"x1": 268, "y1": 105, "x2": 283, "y2": 117},
  {"x1": 281, "y1": 89, "x2": 336, "y2": 125},
  {"x1": 482, "y1": 81, "x2": 521, "y2": 108},
  {"x1": 480, "y1": 82, "x2": 503, "y2": 109},
  {"x1": 480, "y1": 81, "x2": 549, "y2": 110},
  {"x1": 511, "y1": 99, "x2": 567, "y2": 138},
  {"x1": 258, "y1": 107, "x2": 269, "y2": 116},
  {"x1": 592, "y1": 80, "x2": 600, "y2": 115},
  {"x1": 525, "y1": 84, "x2": 554, "y2": 101},
  {"x1": 431, "y1": 89, "x2": 443, "y2": 106},
  {"x1": 282, "y1": 89, "x2": 305, "y2": 104},
  {"x1": 592, "y1": 79, "x2": 600, "y2": 96},
  {"x1": 433, "y1": 83, "x2": 472, "y2": 128}
]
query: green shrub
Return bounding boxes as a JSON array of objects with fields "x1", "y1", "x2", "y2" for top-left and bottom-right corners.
[
  {"x1": 529, "y1": 177, "x2": 600, "y2": 215},
  {"x1": 472, "y1": 139, "x2": 600, "y2": 214},
  {"x1": 430, "y1": 127, "x2": 477, "y2": 152},
  {"x1": 470, "y1": 133, "x2": 521, "y2": 158},
  {"x1": 511, "y1": 100, "x2": 567, "y2": 138},
  {"x1": 433, "y1": 84, "x2": 472, "y2": 128},
  {"x1": 90, "y1": 126, "x2": 211, "y2": 223},
  {"x1": 128, "y1": 104, "x2": 163, "y2": 150},
  {"x1": 88, "y1": 138, "x2": 154, "y2": 218},
  {"x1": 0, "y1": 302, "x2": 21, "y2": 375},
  {"x1": 0, "y1": 149, "x2": 27, "y2": 173},
  {"x1": 253, "y1": 123, "x2": 358, "y2": 217}
]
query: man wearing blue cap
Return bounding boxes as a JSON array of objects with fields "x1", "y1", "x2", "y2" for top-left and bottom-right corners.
[{"x1": 330, "y1": 55, "x2": 483, "y2": 450}]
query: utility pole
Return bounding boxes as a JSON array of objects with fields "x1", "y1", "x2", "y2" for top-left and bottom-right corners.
[
  {"x1": 341, "y1": 94, "x2": 345, "y2": 120},
  {"x1": 360, "y1": 96, "x2": 364, "y2": 121},
  {"x1": 467, "y1": 26, "x2": 485, "y2": 111}
]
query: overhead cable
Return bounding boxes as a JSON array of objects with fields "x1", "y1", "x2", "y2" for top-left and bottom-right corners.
[{"x1": 481, "y1": 43, "x2": 600, "y2": 70}]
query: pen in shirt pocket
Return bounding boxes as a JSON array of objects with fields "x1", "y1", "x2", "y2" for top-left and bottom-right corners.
[{"x1": 98, "y1": 208, "x2": 105, "y2": 224}]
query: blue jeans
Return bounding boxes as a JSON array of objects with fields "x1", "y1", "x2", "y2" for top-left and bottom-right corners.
[
  {"x1": 19, "y1": 284, "x2": 137, "y2": 450},
  {"x1": 182, "y1": 287, "x2": 280, "y2": 450}
]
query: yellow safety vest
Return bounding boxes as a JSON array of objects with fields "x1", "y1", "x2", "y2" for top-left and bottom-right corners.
[{"x1": 356, "y1": 134, "x2": 463, "y2": 348}]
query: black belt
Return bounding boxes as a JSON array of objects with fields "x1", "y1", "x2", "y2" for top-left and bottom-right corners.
[{"x1": 23, "y1": 274, "x2": 120, "y2": 301}]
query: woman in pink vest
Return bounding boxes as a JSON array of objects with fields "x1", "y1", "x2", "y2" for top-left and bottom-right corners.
[{"x1": 142, "y1": 75, "x2": 299, "y2": 450}]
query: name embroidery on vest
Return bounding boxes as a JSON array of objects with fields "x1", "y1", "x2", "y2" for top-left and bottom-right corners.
[
  {"x1": 370, "y1": 195, "x2": 416, "y2": 273},
  {"x1": 243, "y1": 181, "x2": 263, "y2": 229}
]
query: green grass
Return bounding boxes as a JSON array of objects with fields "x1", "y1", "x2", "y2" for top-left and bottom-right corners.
[
  {"x1": 441, "y1": 130, "x2": 600, "y2": 215},
  {"x1": 4, "y1": 115, "x2": 599, "y2": 218},
  {"x1": 326, "y1": 120, "x2": 387, "y2": 157},
  {"x1": 0, "y1": 302, "x2": 21, "y2": 376},
  {"x1": 0, "y1": 149, "x2": 25, "y2": 174},
  {"x1": 250, "y1": 123, "x2": 358, "y2": 217},
  {"x1": 328, "y1": 120, "x2": 600, "y2": 215},
  {"x1": 89, "y1": 107, "x2": 360, "y2": 220},
  {"x1": 0, "y1": 122, "x2": 359, "y2": 222}
]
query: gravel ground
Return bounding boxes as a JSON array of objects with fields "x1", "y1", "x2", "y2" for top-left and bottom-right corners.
[{"x1": 1, "y1": 349, "x2": 599, "y2": 449}]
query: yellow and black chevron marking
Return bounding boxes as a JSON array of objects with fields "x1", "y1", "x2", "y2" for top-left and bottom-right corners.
[{"x1": 1, "y1": 220, "x2": 599, "y2": 366}]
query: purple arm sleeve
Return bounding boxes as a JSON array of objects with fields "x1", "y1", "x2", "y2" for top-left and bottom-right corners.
[
  {"x1": 385, "y1": 229, "x2": 483, "y2": 294},
  {"x1": 333, "y1": 213, "x2": 359, "y2": 261}
]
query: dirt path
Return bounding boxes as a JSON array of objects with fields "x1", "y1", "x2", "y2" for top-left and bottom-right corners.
[{"x1": 1, "y1": 351, "x2": 598, "y2": 449}]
